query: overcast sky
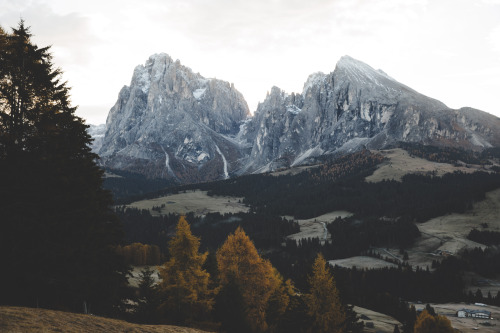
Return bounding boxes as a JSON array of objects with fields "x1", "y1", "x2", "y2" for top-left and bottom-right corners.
[{"x1": 2, "y1": 0, "x2": 500, "y2": 124}]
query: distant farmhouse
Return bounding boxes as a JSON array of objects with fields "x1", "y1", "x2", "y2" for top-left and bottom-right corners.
[{"x1": 456, "y1": 309, "x2": 491, "y2": 319}]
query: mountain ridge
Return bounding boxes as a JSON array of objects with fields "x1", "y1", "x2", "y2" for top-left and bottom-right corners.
[{"x1": 94, "y1": 54, "x2": 500, "y2": 182}]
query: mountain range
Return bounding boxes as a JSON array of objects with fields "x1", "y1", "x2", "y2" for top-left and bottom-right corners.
[{"x1": 95, "y1": 53, "x2": 500, "y2": 183}]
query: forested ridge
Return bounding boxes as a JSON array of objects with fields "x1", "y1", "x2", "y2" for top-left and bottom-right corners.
[{"x1": 114, "y1": 145, "x2": 500, "y2": 331}]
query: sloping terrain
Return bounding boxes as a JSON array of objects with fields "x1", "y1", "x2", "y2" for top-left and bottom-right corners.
[
  {"x1": 354, "y1": 306, "x2": 402, "y2": 333},
  {"x1": 286, "y1": 211, "x2": 352, "y2": 243},
  {"x1": 365, "y1": 148, "x2": 480, "y2": 182},
  {"x1": 0, "y1": 306, "x2": 210, "y2": 333},
  {"x1": 126, "y1": 190, "x2": 248, "y2": 216},
  {"x1": 405, "y1": 188, "x2": 500, "y2": 269}
]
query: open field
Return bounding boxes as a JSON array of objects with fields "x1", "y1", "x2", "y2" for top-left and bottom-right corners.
[
  {"x1": 329, "y1": 256, "x2": 398, "y2": 270},
  {"x1": 402, "y1": 188, "x2": 500, "y2": 269},
  {"x1": 286, "y1": 211, "x2": 353, "y2": 243},
  {"x1": 126, "y1": 190, "x2": 249, "y2": 216},
  {"x1": 0, "y1": 306, "x2": 210, "y2": 333},
  {"x1": 354, "y1": 306, "x2": 402, "y2": 333},
  {"x1": 319, "y1": 187, "x2": 500, "y2": 295},
  {"x1": 359, "y1": 188, "x2": 500, "y2": 271},
  {"x1": 366, "y1": 148, "x2": 482, "y2": 182},
  {"x1": 413, "y1": 303, "x2": 500, "y2": 333},
  {"x1": 367, "y1": 187, "x2": 500, "y2": 275}
]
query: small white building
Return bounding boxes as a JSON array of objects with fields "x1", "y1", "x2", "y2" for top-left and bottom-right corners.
[{"x1": 456, "y1": 309, "x2": 491, "y2": 319}]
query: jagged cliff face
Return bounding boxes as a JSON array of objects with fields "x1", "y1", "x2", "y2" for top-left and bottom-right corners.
[
  {"x1": 99, "y1": 54, "x2": 500, "y2": 181},
  {"x1": 99, "y1": 53, "x2": 250, "y2": 182},
  {"x1": 243, "y1": 56, "x2": 500, "y2": 172}
]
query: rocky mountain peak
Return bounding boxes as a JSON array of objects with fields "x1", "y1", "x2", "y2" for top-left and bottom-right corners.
[
  {"x1": 99, "y1": 53, "x2": 250, "y2": 182},
  {"x1": 302, "y1": 72, "x2": 326, "y2": 95},
  {"x1": 240, "y1": 56, "x2": 500, "y2": 173},
  {"x1": 97, "y1": 54, "x2": 500, "y2": 181}
]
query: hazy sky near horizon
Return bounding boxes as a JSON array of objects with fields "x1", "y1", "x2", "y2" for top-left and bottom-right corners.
[{"x1": 2, "y1": 0, "x2": 500, "y2": 124}]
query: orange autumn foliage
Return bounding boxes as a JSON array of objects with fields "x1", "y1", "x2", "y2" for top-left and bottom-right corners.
[
  {"x1": 414, "y1": 309, "x2": 454, "y2": 333},
  {"x1": 305, "y1": 253, "x2": 345, "y2": 333},
  {"x1": 157, "y1": 216, "x2": 214, "y2": 325},
  {"x1": 216, "y1": 227, "x2": 285, "y2": 332}
]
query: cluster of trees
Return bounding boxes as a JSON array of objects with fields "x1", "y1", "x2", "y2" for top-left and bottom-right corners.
[
  {"x1": 413, "y1": 309, "x2": 454, "y2": 333},
  {"x1": 311, "y1": 149, "x2": 385, "y2": 182},
  {"x1": 467, "y1": 229, "x2": 500, "y2": 246},
  {"x1": 102, "y1": 168, "x2": 174, "y2": 203},
  {"x1": 115, "y1": 243, "x2": 162, "y2": 265},
  {"x1": 464, "y1": 288, "x2": 500, "y2": 306},
  {"x1": 116, "y1": 208, "x2": 299, "y2": 255},
  {"x1": 327, "y1": 217, "x2": 421, "y2": 251},
  {"x1": 168, "y1": 161, "x2": 500, "y2": 222},
  {"x1": 138, "y1": 216, "x2": 357, "y2": 333},
  {"x1": 398, "y1": 142, "x2": 500, "y2": 165},
  {"x1": 433, "y1": 247, "x2": 500, "y2": 278},
  {"x1": 0, "y1": 21, "x2": 128, "y2": 314}
]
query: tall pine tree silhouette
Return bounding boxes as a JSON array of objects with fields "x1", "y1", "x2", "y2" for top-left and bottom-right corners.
[{"x1": 0, "y1": 21, "x2": 128, "y2": 314}]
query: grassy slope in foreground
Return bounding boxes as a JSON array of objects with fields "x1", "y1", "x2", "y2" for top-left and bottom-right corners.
[{"x1": 0, "y1": 306, "x2": 210, "y2": 333}]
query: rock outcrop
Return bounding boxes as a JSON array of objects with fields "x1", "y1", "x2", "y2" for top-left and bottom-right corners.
[
  {"x1": 242, "y1": 56, "x2": 500, "y2": 172},
  {"x1": 99, "y1": 53, "x2": 250, "y2": 182},
  {"x1": 98, "y1": 54, "x2": 500, "y2": 180},
  {"x1": 88, "y1": 124, "x2": 106, "y2": 153}
]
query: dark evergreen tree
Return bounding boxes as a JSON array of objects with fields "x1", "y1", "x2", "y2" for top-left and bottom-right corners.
[
  {"x1": 475, "y1": 289, "x2": 484, "y2": 302},
  {"x1": 214, "y1": 273, "x2": 249, "y2": 333},
  {"x1": 135, "y1": 267, "x2": 159, "y2": 323},
  {"x1": 425, "y1": 303, "x2": 436, "y2": 316},
  {"x1": 0, "y1": 21, "x2": 128, "y2": 314},
  {"x1": 344, "y1": 304, "x2": 364, "y2": 333}
]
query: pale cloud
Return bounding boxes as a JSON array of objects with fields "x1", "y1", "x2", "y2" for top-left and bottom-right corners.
[
  {"x1": 489, "y1": 25, "x2": 500, "y2": 54},
  {"x1": 1, "y1": 0, "x2": 499, "y2": 123},
  {"x1": 0, "y1": 2, "x2": 99, "y2": 66}
]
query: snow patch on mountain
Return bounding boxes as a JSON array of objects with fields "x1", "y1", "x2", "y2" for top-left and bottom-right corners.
[
  {"x1": 286, "y1": 105, "x2": 302, "y2": 114},
  {"x1": 215, "y1": 145, "x2": 229, "y2": 179},
  {"x1": 193, "y1": 88, "x2": 206, "y2": 99}
]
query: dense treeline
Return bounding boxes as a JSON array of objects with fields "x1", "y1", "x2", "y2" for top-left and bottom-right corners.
[
  {"x1": 115, "y1": 243, "x2": 162, "y2": 265},
  {"x1": 0, "y1": 21, "x2": 128, "y2": 314},
  {"x1": 191, "y1": 167, "x2": 500, "y2": 222},
  {"x1": 327, "y1": 217, "x2": 421, "y2": 250},
  {"x1": 113, "y1": 148, "x2": 500, "y2": 224},
  {"x1": 333, "y1": 263, "x2": 464, "y2": 306},
  {"x1": 132, "y1": 217, "x2": 360, "y2": 333},
  {"x1": 467, "y1": 229, "x2": 500, "y2": 246},
  {"x1": 398, "y1": 142, "x2": 500, "y2": 165},
  {"x1": 103, "y1": 168, "x2": 174, "y2": 202},
  {"x1": 434, "y1": 247, "x2": 500, "y2": 278},
  {"x1": 116, "y1": 207, "x2": 299, "y2": 255}
]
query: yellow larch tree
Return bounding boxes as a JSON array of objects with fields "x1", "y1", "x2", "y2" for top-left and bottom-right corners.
[
  {"x1": 413, "y1": 309, "x2": 454, "y2": 333},
  {"x1": 305, "y1": 253, "x2": 346, "y2": 333},
  {"x1": 216, "y1": 226, "x2": 287, "y2": 332},
  {"x1": 157, "y1": 216, "x2": 214, "y2": 325}
]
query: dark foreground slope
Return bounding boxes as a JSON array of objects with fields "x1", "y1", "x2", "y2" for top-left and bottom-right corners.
[{"x1": 0, "y1": 306, "x2": 210, "y2": 333}]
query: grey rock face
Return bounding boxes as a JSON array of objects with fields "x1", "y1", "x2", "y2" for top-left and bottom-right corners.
[
  {"x1": 87, "y1": 124, "x2": 106, "y2": 153},
  {"x1": 99, "y1": 53, "x2": 250, "y2": 182},
  {"x1": 99, "y1": 54, "x2": 500, "y2": 181},
  {"x1": 244, "y1": 56, "x2": 500, "y2": 172}
]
